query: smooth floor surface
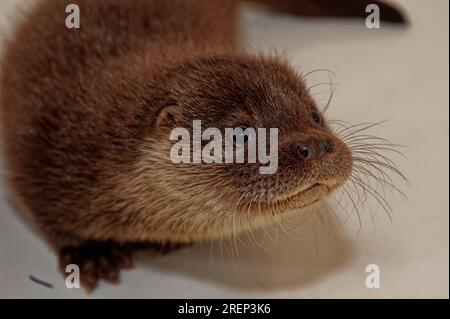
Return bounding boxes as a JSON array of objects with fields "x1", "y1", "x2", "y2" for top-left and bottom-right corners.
[{"x1": 0, "y1": 0, "x2": 448, "y2": 298}]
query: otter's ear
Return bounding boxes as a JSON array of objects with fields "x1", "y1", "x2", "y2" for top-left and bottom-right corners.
[{"x1": 156, "y1": 105, "x2": 182, "y2": 129}]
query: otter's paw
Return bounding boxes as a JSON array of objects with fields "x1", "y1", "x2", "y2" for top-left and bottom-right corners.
[{"x1": 59, "y1": 243, "x2": 135, "y2": 292}]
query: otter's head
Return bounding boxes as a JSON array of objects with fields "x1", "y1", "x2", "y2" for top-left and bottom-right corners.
[{"x1": 136, "y1": 54, "x2": 353, "y2": 242}]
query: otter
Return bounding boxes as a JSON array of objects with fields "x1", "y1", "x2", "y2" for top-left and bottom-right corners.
[{"x1": 0, "y1": 0, "x2": 406, "y2": 291}]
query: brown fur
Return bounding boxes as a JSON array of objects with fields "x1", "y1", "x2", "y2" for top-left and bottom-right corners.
[{"x1": 0, "y1": 0, "x2": 405, "y2": 290}]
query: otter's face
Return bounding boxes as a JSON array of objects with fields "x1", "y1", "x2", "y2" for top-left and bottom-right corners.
[{"x1": 148, "y1": 55, "x2": 353, "y2": 239}]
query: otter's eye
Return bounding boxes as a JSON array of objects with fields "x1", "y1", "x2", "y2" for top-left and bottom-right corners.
[
  {"x1": 233, "y1": 127, "x2": 249, "y2": 145},
  {"x1": 311, "y1": 111, "x2": 322, "y2": 125}
]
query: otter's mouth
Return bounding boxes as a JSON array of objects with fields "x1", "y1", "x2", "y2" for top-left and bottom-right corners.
[
  {"x1": 269, "y1": 182, "x2": 334, "y2": 211},
  {"x1": 299, "y1": 183, "x2": 323, "y2": 194},
  {"x1": 279, "y1": 183, "x2": 328, "y2": 202},
  {"x1": 242, "y1": 181, "x2": 339, "y2": 213}
]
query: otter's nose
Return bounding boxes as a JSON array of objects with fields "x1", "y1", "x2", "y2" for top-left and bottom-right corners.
[{"x1": 293, "y1": 140, "x2": 333, "y2": 160}]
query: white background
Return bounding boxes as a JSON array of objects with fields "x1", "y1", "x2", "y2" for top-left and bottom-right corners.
[{"x1": 0, "y1": 0, "x2": 448, "y2": 298}]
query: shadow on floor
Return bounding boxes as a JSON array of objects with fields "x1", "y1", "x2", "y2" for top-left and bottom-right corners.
[{"x1": 138, "y1": 205, "x2": 354, "y2": 292}]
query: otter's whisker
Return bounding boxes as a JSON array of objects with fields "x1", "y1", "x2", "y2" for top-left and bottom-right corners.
[
  {"x1": 348, "y1": 171, "x2": 370, "y2": 209},
  {"x1": 353, "y1": 164, "x2": 407, "y2": 199},
  {"x1": 351, "y1": 147, "x2": 407, "y2": 164},
  {"x1": 340, "y1": 121, "x2": 388, "y2": 141},
  {"x1": 301, "y1": 68, "x2": 337, "y2": 81},
  {"x1": 307, "y1": 82, "x2": 337, "y2": 93},
  {"x1": 354, "y1": 157, "x2": 404, "y2": 189},
  {"x1": 352, "y1": 150, "x2": 402, "y2": 182},
  {"x1": 320, "y1": 69, "x2": 338, "y2": 114},
  {"x1": 343, "y1": 132, "x2": 394, "y2": 143},
  {"x1": 342, "y1": 184, "x2": 363, "y2": 233},
  {"x1": 345, "y1": 135, "x2": 404, "y2": 147},
  {"x1": 353, "y1": 161, "x2": 394, "y2": 204},
  {"x1": 351, "y1": 174, "x2": 394, "y2": 224},
  {"x1": 332, "y1": 121, "x2": 376, "y2": 138},
  {"x1": 354, "y1": 157, "x2": 408, "y2": 183}
]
